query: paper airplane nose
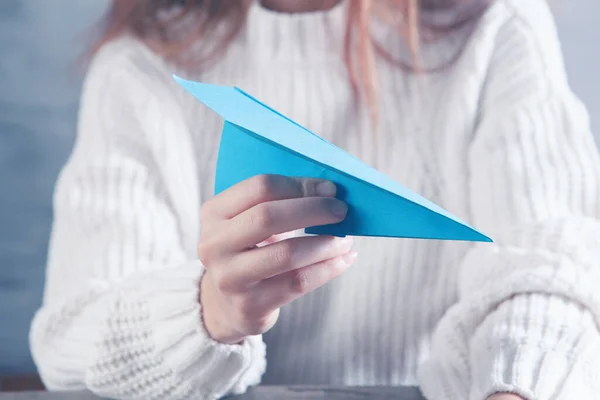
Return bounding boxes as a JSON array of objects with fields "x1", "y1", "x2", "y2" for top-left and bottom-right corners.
[{"x1": 174, "y1": 75, "x2": 492, "y2": 242}]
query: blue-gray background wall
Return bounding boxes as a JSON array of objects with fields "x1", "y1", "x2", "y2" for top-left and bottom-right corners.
[
  {"x1": 0, "y1": 0, "x2": 598, "y2": 374},
  {"x1": 0, "y1": 0, "x2": 108, "y2": 374}
]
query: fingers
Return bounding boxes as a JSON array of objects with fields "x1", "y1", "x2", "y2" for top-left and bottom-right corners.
[
  {"x1": 228, "y1": 235, "x2": 354, "y2": 286},
  {"x1": 226, "y1": 196, "x2": 348, "y2": 250},
  {"x1": 254, "y1": 250, "x2": 358, "y2": 312},
  {"x1": 202, "y1": 175, "x2": 337, "y2": 222}
]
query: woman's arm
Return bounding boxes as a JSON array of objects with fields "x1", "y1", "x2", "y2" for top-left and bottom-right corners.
[
  {"x1": 29, "y1": 39, "x2": 266, "y2": 400},
  {"x1": 419, "y1": 2, "x2": 600, "y2": 399}
]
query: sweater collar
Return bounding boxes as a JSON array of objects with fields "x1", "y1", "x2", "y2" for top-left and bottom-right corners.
[{"x1": 243, "y1": 0, "x2": 348, "y2": 65}]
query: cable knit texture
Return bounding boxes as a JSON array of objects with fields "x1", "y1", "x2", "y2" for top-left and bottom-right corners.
[{"x1": 30, "y1": 1, "x2": 600, "y2": 399}]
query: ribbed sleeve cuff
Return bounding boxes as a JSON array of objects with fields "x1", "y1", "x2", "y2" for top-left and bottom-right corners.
[
  {"x1": 143, "y1": 261, "x2": 266, "y2": 399},
  {"x1": 469, "y1": 294, "x2": 600, "y2": 400}
]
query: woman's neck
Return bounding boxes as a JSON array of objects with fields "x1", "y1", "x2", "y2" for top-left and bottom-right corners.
[{"x1": 259, "y1": 0, "x2": 342, "y2": 13}]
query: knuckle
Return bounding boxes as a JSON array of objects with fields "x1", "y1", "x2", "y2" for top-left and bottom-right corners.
[
  {"x1": 287, "y1": 177, "x2": 305, "y2": 197},
  {"x1": 197, "y1": 241, "x2": 214, "y2": 264},
  {"x1": 252, "y1": 174, "x2": 279, "y2": 201},
  {"x1": 271, "y1": 241, "x2": 294, "y2": 267},
  {"x1": 289, "y1": 268, "x2": 312, "y2": 294},
  {"x1": 296, "y1": 178, "x2": 315, "y2": 197},
  {"x1": 250, "y1": 205, "x2": 274, "y2": 230}
]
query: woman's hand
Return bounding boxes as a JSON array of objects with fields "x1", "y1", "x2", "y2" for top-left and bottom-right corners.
[{"x1": 198, "y1": 175, "x2": 356, "y2": 344}]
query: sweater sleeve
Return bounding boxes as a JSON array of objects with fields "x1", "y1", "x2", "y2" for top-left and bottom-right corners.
[
  {"x1": 29, "y1": 39, "x2": 266, "y2": 400},
  {"x1": 418, "y1": 2, "x2": 600, "y2": 399}
]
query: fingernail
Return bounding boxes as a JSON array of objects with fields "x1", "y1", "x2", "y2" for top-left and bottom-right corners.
[
  {"x1": 343, "y1": 251, "x2": 358, "y2": 265},
  {"x1": 329, "y1": 200, "x2": 348, "y2": 218},
  {"x1": 316, "y1": 181, "x2": 337, "y2": 197}
]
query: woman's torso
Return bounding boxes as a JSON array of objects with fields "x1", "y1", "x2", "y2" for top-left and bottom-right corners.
[{"x1": 111, "y1": 0, "x2": 511, "y2": 385}]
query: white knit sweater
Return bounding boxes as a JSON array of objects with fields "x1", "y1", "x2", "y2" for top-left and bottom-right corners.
[{"x1": 30, "y1": 1, "x2": 600, "y2": 399}]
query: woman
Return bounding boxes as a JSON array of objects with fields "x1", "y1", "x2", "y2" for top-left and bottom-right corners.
[{"x1": 30, "y1": 0, "x2": 600, "y2": 399}]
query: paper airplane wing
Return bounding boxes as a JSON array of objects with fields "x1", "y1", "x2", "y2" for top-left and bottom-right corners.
[{"x1": 174, "y1": 75, "x2": 492, "y2": 242}]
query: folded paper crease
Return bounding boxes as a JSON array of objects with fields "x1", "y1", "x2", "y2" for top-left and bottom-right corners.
[{"x1": 173, "y1": 75, "x2": 492, "y2": 242}]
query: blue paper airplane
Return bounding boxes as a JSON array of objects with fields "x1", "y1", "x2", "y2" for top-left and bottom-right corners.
[{"x1": 174, "y1": 75, "x2": 492, "y2": 242}]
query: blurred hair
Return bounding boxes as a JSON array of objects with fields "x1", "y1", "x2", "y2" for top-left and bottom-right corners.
[{"x1": 92, "y1": 0, "x2": 492, "y2": 121}]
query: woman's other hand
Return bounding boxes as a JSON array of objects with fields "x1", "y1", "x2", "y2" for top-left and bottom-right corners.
[{"x1": 198, "y1": 175, "x2": 357, "y2": 344}]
